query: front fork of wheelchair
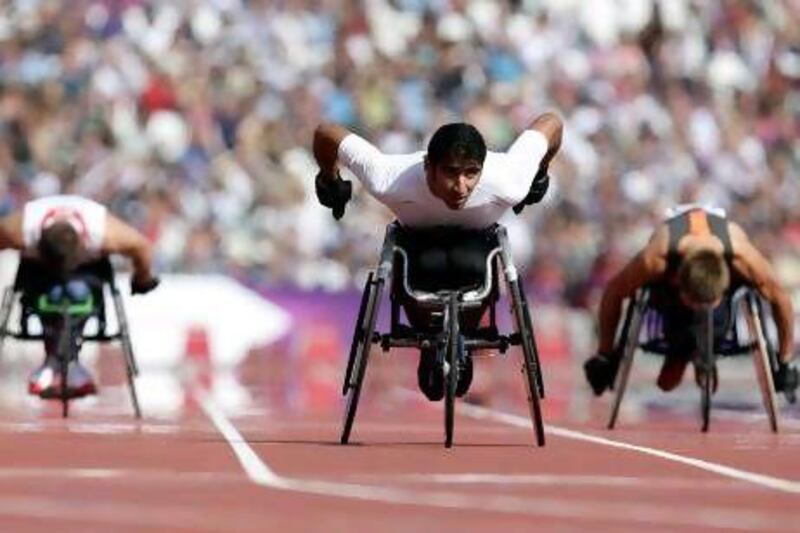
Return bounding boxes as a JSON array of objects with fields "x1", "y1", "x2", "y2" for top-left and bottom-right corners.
[
  {"x1": 54, "y1": 309, "x2": 77, "y2": 418},
  {"x1": 694, "y1": 307, "x2": 715, "y2": 433}
]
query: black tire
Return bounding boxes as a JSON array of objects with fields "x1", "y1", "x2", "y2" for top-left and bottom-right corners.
[
  {"x1": 608, "y1": 292, "x2": 647, "y2": 430},
  {"x1": 112, "y1": 289, "x2": 141, "y2": 418},
  {"x1": 517, "y1": 278, "x2": 544, "y2": 398},
  {"x1": 509, "y1": 280, "x2": 545, "y2": 446},
  {"x1": 120, "y1": 329, "x2": 142, "y2": 419},
  {"x1": 343, "y1": 272, "x2": 373, "y2": 395},
  {"x1": 444, "y1": 294, "x2": 459, "y2": 449},
  {"x1": 699, "y1": 364, "x2": 712, "y2": 433},
  {"x1": 340, "y1": 277, "x2": 384, "y2": 445},
  {"x1": 747, "y1": 295, "x2": 779, "y2": 433},
  {"x1": 57, "y1": 312, "x2": 72, "y2": 418}
]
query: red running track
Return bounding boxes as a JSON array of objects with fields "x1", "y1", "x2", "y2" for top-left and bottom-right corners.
[{"x1": 0, "y1": 348, "x2": 798, "y2": 532}]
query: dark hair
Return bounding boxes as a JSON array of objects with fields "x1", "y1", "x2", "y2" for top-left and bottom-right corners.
[
  {"x1": 678, "y1": 249, "x2": 730, "y2": 305},
  {"x1": 426, "y1": 123, "x2": 487, "y2": 167},
  {"x1": 38, "y1": 223, "x2": 82, "y2": 277}
]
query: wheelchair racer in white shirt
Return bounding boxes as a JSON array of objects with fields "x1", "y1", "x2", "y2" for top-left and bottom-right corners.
[{"x1": 313, "y1": 113, "x2": 563, "y2": 400}]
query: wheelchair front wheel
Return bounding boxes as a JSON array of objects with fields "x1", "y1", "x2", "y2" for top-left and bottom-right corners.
[
  {"x1": 444, "y1": 294, "x2": 459, "y2": 449},
  {"x1": 698, "y1": 308, "x2": 714, "y2": 433},
  {"x1": 55, "y1": 312, "x2": 73, "y2": 418}
]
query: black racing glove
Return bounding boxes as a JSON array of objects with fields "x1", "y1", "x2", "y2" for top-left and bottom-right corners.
[
  {"x1": 773, "y1": 361, "x2": 798, "y2": 404},
  {"x1": 315, "y1": 170, "x2": 352, "y2": 220},
  {"x1": 583, "y1": 352, "x2": 620, "y2": 396},
  {"x1": 131, "y1": 276, "x2": 160, "y2": 295},
  {"x1": 513, "y1": 167, "x2": 550, "y2": 214}
]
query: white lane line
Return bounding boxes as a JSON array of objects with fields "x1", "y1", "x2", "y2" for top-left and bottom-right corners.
[
  {"x1": 198, "y1": 392, "x2": 286, "y2": 488},
  {"x1": 456, "y1": 402, "x2": 800, "y2": 494},
  {"x1": 0, "y1": 467, "x2": 242, "y2": 484},
  {"x1": 0, "y1": 421, "x2": 182, "y2": 435},
  {"x1": 351, "y1": 473, "x2": 749, "y2": 491},
  {"x1": 0, "y1": 496, "x2": 259, "y2": 531},
  {"x1": 196, "y1": 393, "x2": 790, "y2": 530}
]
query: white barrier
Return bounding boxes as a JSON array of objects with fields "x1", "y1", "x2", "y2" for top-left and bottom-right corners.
[{"x1": 109, "y1": 273, "x2": 292, "y2": 370}]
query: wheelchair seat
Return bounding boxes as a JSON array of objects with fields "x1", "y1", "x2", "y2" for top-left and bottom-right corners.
[
  {"x1": 13, "y1": 257, "x2": 115, "y2": 340},
  {"x1": 635, "y1": 283, "x2": 755, "y2": 358},
  {"x1": 391, "y1": 223, "x2": 502, "y2": 307}
]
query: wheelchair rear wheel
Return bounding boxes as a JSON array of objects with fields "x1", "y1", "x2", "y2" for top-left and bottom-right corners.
[
  {"x1": 508, "y1": 280, "x2": 544, "y2": 446},
  {"x1": 111, "y1": 288, "x2": 142, "y2": 419},
  {"x1": 343, "y1": 272, "x2": 373, "y2": 395},
  {"x1": 516, "y1": 278, "x2": 544, "y2": 398},
  {"x1": 0, "y1": 288, "x2": 15, "y2": 360},
  {"x1": 746, "y1": 295, "x2": 779, "y2": 433},
  {"x1": 608, "y1": 291, "x2": 648, "y2": 430},
  {"x1": 341, "y1": 275, "x2": 385, "y2": 445},
  {"x1": 444, "y1": 294, "x2": 459, "y2": 449}
]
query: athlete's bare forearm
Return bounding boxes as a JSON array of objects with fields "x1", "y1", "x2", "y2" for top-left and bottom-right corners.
[
  {"x1": 598, "y1": 284, "x2": 625, "y2": 355},
  {"x1": 313, "y1": 122, "x2": 350, "y2": 177},
  {"x1": 0, "y1": 212, "x2": 24, "y2": 250},
  {"x1": 103, "y1": 215, "x2": 154, "y2": 282},
  {"x1": 529, "y1": 112, "x2": 563, "y2": 169},
  {"x1": 769, "y1": 290, "x2": 795, "y2": 363}
]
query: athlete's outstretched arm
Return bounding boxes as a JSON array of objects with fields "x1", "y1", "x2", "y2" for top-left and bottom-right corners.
[
  {"x1": 597, "y1": 227, "x2": 668, "y2": 355},
  {"x1": 528, "y1": 112, "x2": 563, "y2": 170},
  {"x1": 102, "y1": 214, "x2": 154, "y2": 285},
  {"x1": 311, "y1": 122, "x2": 357, "y2": 219},
  {"x1": 0, "y1": 211, "x2": 24, "y2": 250},
  {"x1": 313, "y1": 122, "x2": 352, "y2": 178},
  {"x1": 730, "y1": 224, "x2": 795, "y2": 363},
  {"x1": 508, "y1": 112, "x2": 563, "y2": 211}
]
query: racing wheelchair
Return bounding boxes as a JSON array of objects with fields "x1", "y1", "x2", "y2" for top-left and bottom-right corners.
[
  {"x1": 340, "y1": 222, "x2": 546, "y2": 448},
  {"x1": 0, "y1": 257, "x2": 141, "y2": 418},
  {"x1": 607, "y1": 282, "x2": 791, "y2": 432}
]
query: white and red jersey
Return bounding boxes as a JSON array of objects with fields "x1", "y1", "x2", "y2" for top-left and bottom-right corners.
[{"x1": 22, "y1": 195, "x2": 107, "y2": 256}]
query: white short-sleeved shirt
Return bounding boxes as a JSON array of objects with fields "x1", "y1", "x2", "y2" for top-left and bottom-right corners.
[
  {"x1": 337, "y1": 130, "x2": 549, "y2": 229},
  {"x1": 22, "y1": 195, "x2": 107, "y2": 254}
]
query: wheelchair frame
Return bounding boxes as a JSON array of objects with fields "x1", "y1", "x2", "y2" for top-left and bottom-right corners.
[
  {"x1": 0, "y1": 257, "x2": 141, "y2": 418},
  {"x1": 607, "y1": 285, "x2": 780, "y2": 432},
  {"x1": 340, "y1": 222, "x2": 546, "y2": 448}
]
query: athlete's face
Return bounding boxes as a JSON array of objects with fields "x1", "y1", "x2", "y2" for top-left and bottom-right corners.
[
  {"x1": 425, "y1": 154, "x2": 483, "y2": 210},
  {"x1": 678, "y1": 290, "x2": 722, "y2": 312}
]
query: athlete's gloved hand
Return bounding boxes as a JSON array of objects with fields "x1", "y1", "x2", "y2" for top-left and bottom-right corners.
[
  {"x1": 315, "y1": 170, "x2": 352, "y2": 220},
  {"x1": 513, "y1": 167, "x2": 550, "y2": 214},
  {"x1": 131, "y1": 276, "x2": 160, "y2": 295},
  {"x1": 583, "y1": 351, "x2": 620, "y2": 396},
  {"x1": 773, "y1": 361, "x2": 798, "y2": 403}
]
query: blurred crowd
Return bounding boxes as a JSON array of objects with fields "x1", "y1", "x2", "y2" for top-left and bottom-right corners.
[{"x1": 1, "y1": 0, "x2": 799, "y2": 310}]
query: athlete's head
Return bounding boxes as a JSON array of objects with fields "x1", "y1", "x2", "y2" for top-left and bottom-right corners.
[
  {"x1": 677, "y1": 249, "x2": 730, "y2": 309},
  {"x1": 425, "y1": 123, "x2": 487, "y2": 210},
  {"x1": 38, "y1": 222, "x2": 84, "y2": 277}
]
